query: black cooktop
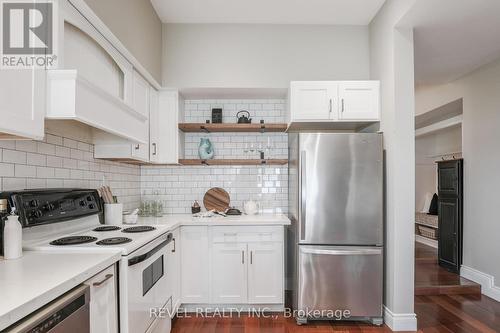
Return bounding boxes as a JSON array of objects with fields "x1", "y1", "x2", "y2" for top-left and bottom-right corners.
[
  {"x1": 122, "y1": 226, "x2": 156, "y2": 233},
  {"x1": 96, "y1": 237, "x2": 132, "y2": 245},
  {"x1": 50, "y1": 236, "x2": 98, "y2": 246},
  {"x1": 93, "y1": 226, "x2": 121, "y2": 232}
]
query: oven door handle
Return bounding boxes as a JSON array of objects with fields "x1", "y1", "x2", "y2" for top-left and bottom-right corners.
[{"x1": 128, "y1": 234, "x2": 173, "y2": 266}]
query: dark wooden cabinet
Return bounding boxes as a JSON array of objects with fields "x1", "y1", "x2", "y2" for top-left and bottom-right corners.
[{"x1": 437, "y1": 159, "x2": 463, "y2": 273}]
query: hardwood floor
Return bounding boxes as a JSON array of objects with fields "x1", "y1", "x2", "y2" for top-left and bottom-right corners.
[
  {"x1": 415, "y1": 242, "x2": 481, "y2": 296},
  {"x1": 171, "y1": 243, "x2": 500, "y2": 332}
]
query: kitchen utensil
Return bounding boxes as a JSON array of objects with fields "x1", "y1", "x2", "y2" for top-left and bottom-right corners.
[
  {"x1": 105, "y1": 203, "x2": 123, "y2": 225},
  {"x1": 237, "y1": 110, "x2": 252, "y2": 123},
  {"x1": 123, "y1": 208, "x2": 139, "y2": 224},
  {"x1": 203, "y1": 187, "x2": 230, "y2": 211},
  {"x1": 243, "y1": 200, "x2": 259, "y2": 215},
  {"x1": 225, "y1": 207, "x2": 242, "y2": 216}
]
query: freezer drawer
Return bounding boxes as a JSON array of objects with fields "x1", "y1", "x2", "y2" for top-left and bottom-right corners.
[{"x1": 298, "y1": 245, "x2": 383, "y2": 319}]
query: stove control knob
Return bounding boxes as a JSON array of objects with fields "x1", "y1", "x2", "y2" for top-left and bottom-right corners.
[
  {"x1": 29, "y1": 199, "x2": 39, "y2": 207},
  {"x1": 32, "y1": 210, "x2": 43, "y2": 218},
  {"x1": 86, "y1": 196, "x2": 93, "y2": 202},
  {"x1": 79, "y1": 200, "x2": 87, "y2": 207},
  {"x1": 88, "y1": 204, "x2": 95, "y2": 209},
  {"x1": 43, "y1": 203, "x2": 55, "y2": 211}
]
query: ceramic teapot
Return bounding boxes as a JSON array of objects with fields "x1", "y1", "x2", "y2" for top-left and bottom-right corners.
[
  {"x1": 237, "y1": 110, "x2": 252, "y2": 124},
  {"x1": 198, "y1": 138, "x2": 214, "y2": 160},
  {"x1": 243, "y1": 200, "x2": 259, "y2": 215}
]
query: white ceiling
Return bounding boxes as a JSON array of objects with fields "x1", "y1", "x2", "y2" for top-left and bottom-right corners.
[
  {"x1": 150, "y1": 0, "x2": 386, "y2": 25},
  {"x1": 401, "y1": 0, "x2": 500, "y2": 86}
]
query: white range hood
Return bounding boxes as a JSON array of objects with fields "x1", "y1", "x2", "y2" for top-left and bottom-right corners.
[{"x1": 46, "y1": 70, "x2": 148, "y2": 144}]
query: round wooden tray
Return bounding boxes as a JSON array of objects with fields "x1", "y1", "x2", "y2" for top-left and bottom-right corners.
[{"x1": 203, "y1": 187, "x2": 230, "y2": 211}]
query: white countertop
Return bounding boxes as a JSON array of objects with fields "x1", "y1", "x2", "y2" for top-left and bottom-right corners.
[
  {"x1": 0, "y1": 250, "x2": 121, "y2": 331},
  {"x1": 0, "y1": 214, "x2": 288, "y2": 330},
  {"x1": 137, "y1": 213, "x2": 291, "y2": 230}
]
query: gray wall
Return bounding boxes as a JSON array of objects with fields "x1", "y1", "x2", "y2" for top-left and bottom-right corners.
[
  {"x1": 416, "y1": 56, "x2": 500, "y2": 290},
  {"x1": 84, "y1": 0, "x2": 163, "y2": 83},
  {"x1": 370, "y1": 0, "x2": 417, "y2": 322},
  {"x1": 162, "y1": 24, "x2": 370, "y2": 88}
]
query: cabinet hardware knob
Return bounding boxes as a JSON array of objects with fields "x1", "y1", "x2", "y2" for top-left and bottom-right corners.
[{"x1": 242, "y1": 250, "x2": 245, "y2": 264}]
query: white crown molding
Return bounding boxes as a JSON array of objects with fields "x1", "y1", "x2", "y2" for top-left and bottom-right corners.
[
  {"x1": 383, "y1": 306, "x2": 417, "y2": 332},
  {"x1": 461, "y1": 265, "x2": 500, "y2": 302}
]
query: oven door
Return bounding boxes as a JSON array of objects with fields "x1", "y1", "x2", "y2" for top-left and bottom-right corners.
[{"x1": 123, "y1": 233, "x2": 172, "y2": 333}]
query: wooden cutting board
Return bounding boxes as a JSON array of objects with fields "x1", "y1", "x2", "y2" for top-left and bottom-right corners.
[{"x1": 203, "y1": 187, "x2": 230, "y2": 211}]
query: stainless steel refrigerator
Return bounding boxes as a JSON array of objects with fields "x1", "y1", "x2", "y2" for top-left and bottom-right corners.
[{"x1": 287, "y1": 133, "x2": 384, "y2": 326}]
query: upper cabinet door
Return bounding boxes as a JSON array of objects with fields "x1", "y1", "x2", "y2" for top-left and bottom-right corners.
[
  {"x1": 0, "y1": 69, "x2": 45, "y2": 140},
  {"x1": 338, "y1": 81, "x2": 380, "y2": 121},
  {"x1": 290, "y1": 81, "x2": 337, "y2": 121},
  {"x1": 133, "y1": 70, "x2": 150, "y2": 118},
  {"x1": 149, "y1": 88, "x2": 160, "y2": 163}
]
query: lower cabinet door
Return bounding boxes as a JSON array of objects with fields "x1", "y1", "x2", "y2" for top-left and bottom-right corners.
[
  {"x1": 211, "y1": 243, "x2": 248, "y2": 303},
  {"x1": 248, "y1": 242, "x2": 283, "y2": 304},
  {"x1": 84, "y1": 265, "x2": 118, "y2": 333},
  {"x1": 181, "y1": 226, "x2": 209, "y2": 303}
]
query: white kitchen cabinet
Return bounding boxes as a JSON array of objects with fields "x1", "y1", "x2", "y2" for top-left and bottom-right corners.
[
  {"x1": 149, "y1": 89, "x2": 185, "y2": 164},
  {"x1": 0, "y1": 69, "x2": 45, "y2": 140},
  {"x1": 84, "y1": 265, "x2": 118, "y2": 333},
  {"x1": 211, "y1": 243, "x2": 248, "y2": 303},
  {"x1": 133, "y1": 70, "x2": 150, "y2": 118},
  {"x1": 248, "y1": 242, "x2": 283, "y2": 304},
  {"x1": 167, "y1": 228, "x2": 181, "y2": 311},
  {"x1": 288, "y1": 81, "x2": 380, "y2": 129},
  {"x1": 338, "y1": 81, "x2": 380, "y2": 120},
  {"x1": 289, "y1": 81, "x2": 337, "y2": 121},
  {"x1": 180, "y1": 226, "x2": 209, "y2": 303}
]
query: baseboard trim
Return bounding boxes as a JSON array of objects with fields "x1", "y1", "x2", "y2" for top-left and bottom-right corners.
[
  {"x1": 383, "y1": 306, "x2": 417, "y2": 331},
  {"x1": 415, "y1": 235, "x2": 438, "y2": 248},
  {"x1": 461, "y1": 265, "x2": 500, "y2": 302}
]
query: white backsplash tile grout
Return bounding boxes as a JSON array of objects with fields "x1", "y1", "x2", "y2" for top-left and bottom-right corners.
[{"x1": 141, "y1": 99, "x2": 289, "y2": 214}]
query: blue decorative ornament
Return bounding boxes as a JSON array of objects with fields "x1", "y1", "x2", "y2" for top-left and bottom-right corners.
[{"x1": 198, "y1": 138, "x2": 215, "y2": 160}]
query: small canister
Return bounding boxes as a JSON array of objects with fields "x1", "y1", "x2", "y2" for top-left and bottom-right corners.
[{"x1": 191, "y1": 200, "x2": 201, "y2": 214}]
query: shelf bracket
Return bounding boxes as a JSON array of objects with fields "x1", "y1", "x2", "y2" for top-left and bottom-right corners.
[
  {"x1": 260, "y1": 159, "x2": 267, "y2": 165},
  {"x1": 200, "y1": 125, "x2": 210, "y2": 133},
  {"x1": 201, "y1": 160, "x2": 209, "y2": 166}
]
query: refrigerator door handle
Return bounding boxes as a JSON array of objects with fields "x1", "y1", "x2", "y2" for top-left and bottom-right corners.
[
  {"x1": 300, "y1": 150, "x2": 306, "y2": 241},
  {"x1": 300, "y1": 247, "x2": 382, "y2": 256}
]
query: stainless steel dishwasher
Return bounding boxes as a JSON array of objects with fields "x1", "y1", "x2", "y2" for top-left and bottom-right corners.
[{"x1": 4, "y1": 285, "x2": 90, "y2": 333}]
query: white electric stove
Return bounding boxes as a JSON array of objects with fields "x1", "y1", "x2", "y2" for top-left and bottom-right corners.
[{"x1": 0, "y1": 189, "x2": 173, "y2": 333}]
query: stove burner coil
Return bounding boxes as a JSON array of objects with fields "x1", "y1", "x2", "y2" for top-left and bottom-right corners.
[
  {"x1": 93, "y1": 226, "x2": 121, "y2": 232},
  {"x1": 96, "y1": 237, "x2": 132, "y2": 245},
  {"x1": 50, "y1": 236, "x2": 97, "y2": 246},
  {"x1": 122, "y1": 226, "x2": 156, "y2": 233}
]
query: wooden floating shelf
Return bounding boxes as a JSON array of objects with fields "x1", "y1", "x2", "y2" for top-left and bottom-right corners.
[
  {"x1": 178, "y1": 123, "x2": 288, "y2": 133},
  {"x1": 178, "y1": 159, "x2": 288, "y2": 166}
]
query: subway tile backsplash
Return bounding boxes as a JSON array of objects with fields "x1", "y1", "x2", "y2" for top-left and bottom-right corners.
[
  {"x1": 0, "y1": 99, "x2": 288, "y2": 215},
  {"x1": 0, "y1": 132, "x2": 141, "y2": 211},
  {"x1": 141, "y1": 99, "x2": 289, "y2": 214}
]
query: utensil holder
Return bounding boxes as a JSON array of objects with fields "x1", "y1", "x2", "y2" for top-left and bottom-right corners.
[{"x1": 105, "y1": 203, "x2": 123, "y2": 225}]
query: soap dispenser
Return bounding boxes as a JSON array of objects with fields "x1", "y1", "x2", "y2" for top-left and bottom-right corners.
[{"x1": 3, "y1": 208, "x2": 23, "y2": 260}]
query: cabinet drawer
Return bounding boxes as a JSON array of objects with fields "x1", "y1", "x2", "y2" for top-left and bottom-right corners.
[{"x1": 211, "y1": 226, "x2": 283, "y2": 243}]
